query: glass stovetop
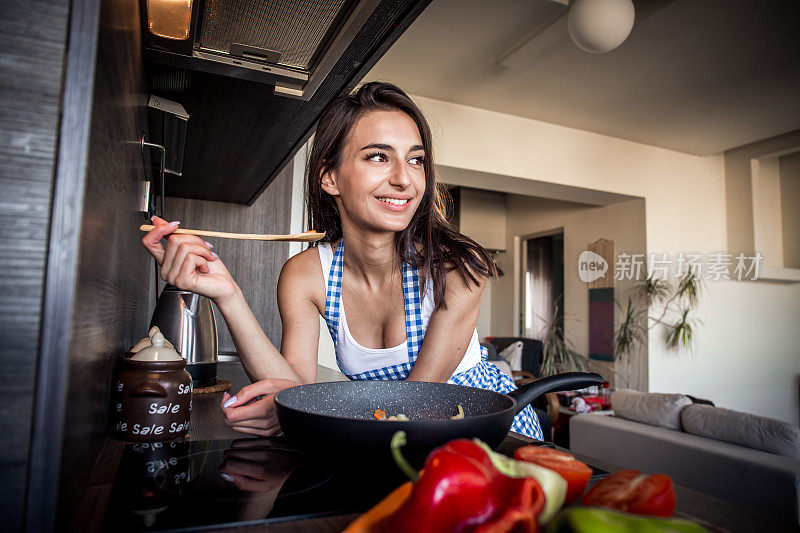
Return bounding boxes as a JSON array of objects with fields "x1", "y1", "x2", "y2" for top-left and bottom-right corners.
[
  {"x1": 104, "y1": 437, "x2": 610, "y2": 532},
  {"x1": 103, "y1": 437, "x2": 412, "y2": 532}
]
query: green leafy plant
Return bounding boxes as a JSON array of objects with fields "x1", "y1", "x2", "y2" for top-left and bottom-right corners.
[
  {"x1": 617, "y1": 270, "x2": 703, "y2": 355},
  {"x1": 612, "y1": 270, "x2": 703, "y2": 389},
  {"x1": 634, "y1": 272, "x2": 671, "y2": 307},
  {"x1": 539, "y1": 298, "x2": 589, "y2": 377},
  {"x1": 664, "y1": 308, "x2": 698, "y2": 350},
  {"x1": 613, "y1": 297, "x2": 648, "y2": 362}
]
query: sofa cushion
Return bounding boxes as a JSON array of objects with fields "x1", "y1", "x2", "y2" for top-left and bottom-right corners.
[
  {"x1": 681, "y1": 404, "x2": 800, "y2": 460},
  {"x1": 610, "y1": 389, "x2": 692, "y2": 430}
]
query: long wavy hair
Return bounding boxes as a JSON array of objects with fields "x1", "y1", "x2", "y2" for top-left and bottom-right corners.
[{"x1": 306, "y1": 82, "x2": 500, "y2": 309}]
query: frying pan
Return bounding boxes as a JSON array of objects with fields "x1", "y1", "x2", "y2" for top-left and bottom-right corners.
[{"x1": 274, "y1": 372, "x2": 603, "y2": 465}]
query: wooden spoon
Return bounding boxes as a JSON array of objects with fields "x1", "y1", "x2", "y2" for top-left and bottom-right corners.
[{"x1": 139, "y1": 224, "x2": 325, "y2": 242}]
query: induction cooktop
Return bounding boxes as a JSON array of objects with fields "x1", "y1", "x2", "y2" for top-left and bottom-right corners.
[
  {"x1": 103, "y1": 437, "x2": 609, "y2": 532},
  {"x1": 103, "y1": 437, "x2": 410, "y2": 532}
]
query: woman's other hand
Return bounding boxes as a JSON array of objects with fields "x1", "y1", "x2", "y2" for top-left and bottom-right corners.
[
  {"x1": 220, "y1": 379, "x2": 299, "y2": 437},
  {"x1": 141, "y1": 215, "x2": 237, "y2": 302}
]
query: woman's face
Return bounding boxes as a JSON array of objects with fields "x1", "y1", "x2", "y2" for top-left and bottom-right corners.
[{"x1": 321, "y1": 109, "x2": 426, "y2": 235}]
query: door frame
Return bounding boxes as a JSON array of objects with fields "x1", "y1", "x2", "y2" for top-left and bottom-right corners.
[{"x1": 514, "y1": 228, "x2": 564, "y2": 336}]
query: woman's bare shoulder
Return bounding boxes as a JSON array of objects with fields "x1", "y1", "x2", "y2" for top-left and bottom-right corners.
[{"x1": 278, "y1": 246, "x2": 326, "y2": 307}]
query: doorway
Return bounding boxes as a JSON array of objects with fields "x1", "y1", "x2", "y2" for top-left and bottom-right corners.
[{"x1": 520, "y1": 232, "x2": 564, "y2": 339}]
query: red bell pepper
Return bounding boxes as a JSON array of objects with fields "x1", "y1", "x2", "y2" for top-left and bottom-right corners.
[
  {"x1": 344, "y1": 433, "x2": 568, "y2": 533},
  {"x1": 387, "y1": 438, "x2": 545, "y2": 533}
]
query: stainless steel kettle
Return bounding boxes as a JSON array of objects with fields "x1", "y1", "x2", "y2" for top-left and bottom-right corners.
[{"x1": 150, "y1": 285, "x2": 218, "y2": 387}]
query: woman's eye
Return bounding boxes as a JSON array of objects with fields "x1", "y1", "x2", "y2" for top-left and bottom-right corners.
[
  {"x1": 409, "y1": 155, "x2": 425, "y2": 165},
  {"x1": 365, "y1": 152, "x2": 388, "y2": 162}
]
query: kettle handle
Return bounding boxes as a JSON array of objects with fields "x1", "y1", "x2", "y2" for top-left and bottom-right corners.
[{"x1": 130, "y1": 381, "x2": 168, "y2": 398}]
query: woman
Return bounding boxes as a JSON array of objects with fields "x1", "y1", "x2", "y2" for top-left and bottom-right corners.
[{"x1": 142, "y1": 82, "x2": 542, "y2": 440}]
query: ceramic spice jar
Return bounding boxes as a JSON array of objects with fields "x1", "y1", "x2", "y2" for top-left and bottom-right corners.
[{"x1": 113, "y1": 331, "x2": 192, "y2": 442}]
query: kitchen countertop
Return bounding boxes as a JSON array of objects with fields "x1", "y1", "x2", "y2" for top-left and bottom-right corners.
[{"x1": 80, "y1": 362, "x2": 796, "y2": 533}]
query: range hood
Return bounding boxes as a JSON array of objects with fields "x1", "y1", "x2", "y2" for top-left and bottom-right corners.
[
  {"x1": 144, "y1": 0, "x2": 388, "y2": 101},
  {"x1": 140, "y1": 0, "x2": 430, "y2": 204}
]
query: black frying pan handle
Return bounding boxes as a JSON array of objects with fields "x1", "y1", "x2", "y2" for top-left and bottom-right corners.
[{"x1": 508, "y1": 372, "x2": 604, "y2": 415}]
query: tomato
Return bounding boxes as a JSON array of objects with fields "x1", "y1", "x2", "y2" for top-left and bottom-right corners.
[
  {"x1": 582, "y1": 470, "x2": 675, "y2": 517},
  {"x1": 513, "y1": 446, "x2": 592, "y2": 504}
]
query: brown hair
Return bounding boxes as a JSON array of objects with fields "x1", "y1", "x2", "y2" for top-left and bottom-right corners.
[{"x1": 306, "y1": 82, "x2": 500, "y2": 309}]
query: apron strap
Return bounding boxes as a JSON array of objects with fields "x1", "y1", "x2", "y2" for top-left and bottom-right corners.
[
  {"x1": 323, "y1": 241, "x2": 344, "y2": 353},
  {"x1": 323, "y1": 240, "x2": 424, "y2": 378}
]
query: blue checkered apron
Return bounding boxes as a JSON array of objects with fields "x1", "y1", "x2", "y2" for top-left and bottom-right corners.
[{"x1": 323, "y1": 241, "x2": 542, "y2": 440}]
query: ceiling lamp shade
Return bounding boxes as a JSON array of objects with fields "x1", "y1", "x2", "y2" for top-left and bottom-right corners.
[
  {"x1": 568, "y1": 0, "x2": 635, "y2": 54},
  {"x1": 146, "y1": 0, "x2": 193, "y2": 40}
]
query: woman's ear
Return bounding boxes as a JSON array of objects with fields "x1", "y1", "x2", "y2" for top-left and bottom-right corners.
[{"x1": 320, "y1": 167, "x2": 340, "y2": 196}]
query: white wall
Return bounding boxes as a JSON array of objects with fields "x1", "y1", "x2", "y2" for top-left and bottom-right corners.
[
  {"x1": 490, "y1": 196, "x2": 647, "y2": 390},
  {"x1": 418, "y1": 95, "x2": 800, "y2": 425}
]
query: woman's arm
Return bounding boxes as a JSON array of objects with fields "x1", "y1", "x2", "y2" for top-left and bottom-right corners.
[
  {"x1": 214, "y1": 287, "x2": 301, "y2": 383},
  {"x1": 142, "y1": 217, "x2": 315, "y2": 384},
  {"x1": 406, "y1": 268, "x2": 486, "y2": 382}
]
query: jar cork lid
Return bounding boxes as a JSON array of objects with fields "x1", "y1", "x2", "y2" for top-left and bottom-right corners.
[{"x1": 131, "y1": 332, "x2": 183, "y2": 362}]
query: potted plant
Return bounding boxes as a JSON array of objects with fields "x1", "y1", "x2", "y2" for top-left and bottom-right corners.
[
  {"x1": 614, "y1": 271, "x2": 703, "y2": 388},
  {"x1": 539, "y1": 298, "x2": 590, "y2": 377}
]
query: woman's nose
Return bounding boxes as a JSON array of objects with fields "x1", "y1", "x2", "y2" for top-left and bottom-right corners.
[{"x1": 388, "y1": 160, "x2": 412, "y2": 188}]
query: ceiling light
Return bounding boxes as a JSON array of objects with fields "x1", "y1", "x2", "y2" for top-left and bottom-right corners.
[{"x1": 568, "y1": 0, "x2": 635, "y2": 54}]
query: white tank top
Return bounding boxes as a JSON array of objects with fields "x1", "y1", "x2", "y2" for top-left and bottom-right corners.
[{"x1": 317, "y1": 242, "x2": 482, "y2": 377}]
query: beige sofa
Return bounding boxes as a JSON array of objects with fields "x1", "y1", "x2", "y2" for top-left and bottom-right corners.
[{"x1": 569, "y1": 390, "x2": 800, "y2": 524}]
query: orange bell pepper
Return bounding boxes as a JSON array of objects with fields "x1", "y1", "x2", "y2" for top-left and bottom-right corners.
[{"x1": 343, "y1": 481, "x2": 413, "y2": 533}]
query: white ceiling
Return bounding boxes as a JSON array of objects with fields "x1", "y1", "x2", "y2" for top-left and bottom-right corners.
[{"x1": 364, "y1": 0, "x2": 800, "y2": 156}]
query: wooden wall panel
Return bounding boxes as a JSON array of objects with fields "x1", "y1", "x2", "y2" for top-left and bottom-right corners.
[
  {"x1": 163, "y1": 163, "x2": 294, "y2": 354},
  {"x1": 50, "y1": 0, "x2": 153, "y2": 528},
  {"x1": 0, "y1": 1, "x2": 69, "y2": 529}
]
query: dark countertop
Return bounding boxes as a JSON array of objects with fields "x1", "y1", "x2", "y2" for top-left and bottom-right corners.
[{"x1": 80, "y1": 362, "x2": 797, "y2": 533}]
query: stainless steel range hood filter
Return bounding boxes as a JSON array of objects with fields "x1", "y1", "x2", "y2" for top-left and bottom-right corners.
[
  {"x1": 199, "y1": 0, "x2": 350, "y2": 70},
  {"x1": 142, "y1": 0, "x2": 382, "y2": 100}
]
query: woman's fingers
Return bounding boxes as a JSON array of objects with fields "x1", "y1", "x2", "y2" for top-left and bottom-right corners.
[
  {"x1": 160, "y1": 235, "x2": 214, "y2": 282},
  {"x1": 223, "y1": 398, "x2": 274, "y2": 424},
  {"x1": 141, "y1": 218, "x2": 180, "y2": 265},
  {"x1": 222, "y1": 379, "x2": 298, "y2": 409},
  {"x1": 170, "y1": 254, "x2": 210, "y2": 289},
  {"x1": 165, "y1": 241, "x2": 217, "y2": 285}
]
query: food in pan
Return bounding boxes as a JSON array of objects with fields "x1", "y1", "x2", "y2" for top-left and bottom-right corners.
[{"x1": 373, "y1": 404, "x2": 465, "y2": 421}]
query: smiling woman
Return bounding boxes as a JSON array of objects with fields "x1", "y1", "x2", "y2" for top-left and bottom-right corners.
[{"x1": 142, "y1": 82, "x2": 544, "y2": 441}]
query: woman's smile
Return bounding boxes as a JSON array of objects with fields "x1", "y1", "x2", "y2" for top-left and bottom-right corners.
[{"x1": 374, "y1": 195, "x2": 412, "y2": 211}]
